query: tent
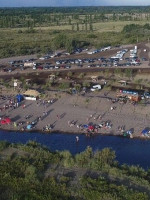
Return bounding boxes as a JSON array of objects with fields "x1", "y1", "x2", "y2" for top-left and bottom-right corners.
[
  {"x1": 23, "y1": 90, "x2": 40, "y2": 100},
  {"x1": 141, "y1": 128, "x2": 149, "y2": 135},
  {"x1": 0, "y1": 117, "x2": 11, "y2": 125},
  {"x1": 16, "y1": 94, "x2": 24, "y2": 102},
  {"x1": 24, "y1": 90, "x2": 40, "y2": 97},
  {"x1": 4, "y1": 117, "x2": 11, "y2": 124}
]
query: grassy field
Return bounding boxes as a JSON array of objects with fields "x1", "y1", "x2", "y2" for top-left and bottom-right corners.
[
  {"x1": 0, "y1": 19, "x2": 149, "y2": 58},
  {"x1": 2, "y1": 20, "x2": 147, "y2": 32},
  {"x1": 93, "y1": 20, "x2": 148, "y2": 32}
]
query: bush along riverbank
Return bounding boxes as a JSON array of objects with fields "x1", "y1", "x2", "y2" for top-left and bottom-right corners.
[{"x1": 0, "y1": 140, "x2": 149, "y2": 200}]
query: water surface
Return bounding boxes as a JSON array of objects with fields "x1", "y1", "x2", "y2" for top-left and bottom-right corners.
[{"x1": 0, "y1": 131, "x2": 149, "y2": 169}]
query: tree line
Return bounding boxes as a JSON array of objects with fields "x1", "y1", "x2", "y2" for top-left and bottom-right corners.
[
  {"x1": 0, "y1": 141, "x2": 149, "y2": 199},
  {"x1": 1, "y1": 7, "x2": 150, "y2": 28}
]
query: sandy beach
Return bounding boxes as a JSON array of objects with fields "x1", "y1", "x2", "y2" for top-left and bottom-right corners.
[{"x1": 0, "y1": 90, "x2": 149, "y2": 139}]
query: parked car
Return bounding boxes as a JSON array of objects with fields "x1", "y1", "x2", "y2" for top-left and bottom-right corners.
[
  {"x1": 141, "y1": 95, "x2": 145, "y2": 100},
  {"x1": 142, "y1": 57, "x2": 147, "y2": 61},
  {"x1": 55, "y1": 65, "x2": 60, "y2": 69},
  {"x1": 90, "y1": 85, "x2": 102, "y2": 92},
  {"x1": 33, "y1": 66, "x2": 37, "y2": 70},
  {"x1": 37, "y1": 66, "x2": 43, "y2": 70},
  {"x1": 65, "y1": 65, "x2": 71, "y2": 69},
  {"x1": 43, "y1": 65, "x2": 49, "y2": 70},
  {"x1": 49, "y1": 65, "x2": 55, "y2": 69},
  {"x1": 144, "y1": 92, "x2": 150, "y2": 99}
]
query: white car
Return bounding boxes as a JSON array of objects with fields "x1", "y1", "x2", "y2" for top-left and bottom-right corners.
[
  {"x1": 90, "y1": 85, "x2": 102, "y2": 92},
  {"x1": 39, "y1": 57, "x2": 45, "y2": 60},
  {"x1": 87, "y1": 51, "x2": 93, "y2": 55}
]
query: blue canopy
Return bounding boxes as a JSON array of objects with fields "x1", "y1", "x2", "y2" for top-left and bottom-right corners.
[{"x1": 16, "y1": 94, "x2": 24, "y2": 102}]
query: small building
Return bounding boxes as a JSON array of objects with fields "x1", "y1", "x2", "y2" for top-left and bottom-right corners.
[
  {"x1": 48, "y1": 74, "x2": 55, "y2": 81},
  {"x1": 23, "y1": 89, "x2": 40, "y2": 100},
  {"x1": 118, "y1": 80, "x2": 127, "y2": 86},
  {"x1": 91, "y1": 76, "x2": 99, "y2": 82}
]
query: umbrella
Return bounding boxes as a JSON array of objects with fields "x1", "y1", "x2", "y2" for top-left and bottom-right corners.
[
  {"x1": 4, "y1": 117, "x2": 11, "y2": 124},
  {"x1": 88, "y1": 126, "x2": 94, "y2": 130},
  {"x1": 27, "y1": 124, "x2": 32, "y2": 130},
  {"x1": 83, "y1": 124, "x2": 89, "y2": 128}
]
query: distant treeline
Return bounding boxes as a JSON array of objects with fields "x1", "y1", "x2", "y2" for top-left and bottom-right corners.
[
  {"x1": 0, "y1": 6, "x2": 150, "y2": 28},
  {"x1": 1, "y1": 6, "x2": 150, "y2": 14}
]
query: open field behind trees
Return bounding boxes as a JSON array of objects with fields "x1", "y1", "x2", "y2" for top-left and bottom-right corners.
[
  {"x1": 13, "y1": 20, "x2": 147, "y2": 32},
  {"x1": 1, "y1": 7, "x2": 150, "y2": 58},
  {"x1": 0, "y1": 22, "x2": 150, "y2": 59}
]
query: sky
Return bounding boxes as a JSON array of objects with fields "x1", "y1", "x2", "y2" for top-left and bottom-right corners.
[{"x1": 0, "y1": 0, "x2": 150, "y2": 7}]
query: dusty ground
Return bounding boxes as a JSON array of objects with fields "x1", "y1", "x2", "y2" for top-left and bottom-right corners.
[{"x1": 0, "y1": 90, "x2": 149, "y2": 138}]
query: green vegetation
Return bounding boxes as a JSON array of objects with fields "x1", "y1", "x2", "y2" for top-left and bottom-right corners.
[
  {"x1": 0, "y1": 141, "x2": 150, "y2": 199},
  {"x1": 0, "y1": 7, "x2": 150, "y2": 58},
  {"x1": 0, "y1": 7, "x2": 150, "y2": 29}
]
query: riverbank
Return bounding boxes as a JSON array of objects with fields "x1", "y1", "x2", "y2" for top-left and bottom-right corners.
[{"x1": 0, "y1": 91, "x2": 150, "y2": 139}]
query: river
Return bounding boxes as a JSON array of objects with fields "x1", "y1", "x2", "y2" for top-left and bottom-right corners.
[{"x1": 0, "y1": 131, "x2": 149, "y2": 169}]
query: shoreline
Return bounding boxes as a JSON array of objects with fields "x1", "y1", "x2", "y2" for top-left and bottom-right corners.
[
  {"x1": 0, "y1": 127, "x2": 148, "y2": 141},
  {"x1": 0, "y1": 91, "x2": 150, "y2": 140}
]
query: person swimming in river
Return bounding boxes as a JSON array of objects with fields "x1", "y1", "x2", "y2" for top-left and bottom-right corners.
[{"x1": 76, "y1": 136, "x2": 79, "y2": 142}]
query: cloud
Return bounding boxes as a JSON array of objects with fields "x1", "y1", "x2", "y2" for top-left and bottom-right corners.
[{"x1": 0, "y1": 0, "x2": 149, "y2": 7}]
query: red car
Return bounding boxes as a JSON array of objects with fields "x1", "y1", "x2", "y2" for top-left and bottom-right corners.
[{"x1": 37, "y1": 66, "x2": 43, "y2": 70}]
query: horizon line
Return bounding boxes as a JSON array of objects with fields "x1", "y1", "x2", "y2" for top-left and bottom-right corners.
[{"x1": 0, "y1": 5, "x2": 150, "y2": 8}]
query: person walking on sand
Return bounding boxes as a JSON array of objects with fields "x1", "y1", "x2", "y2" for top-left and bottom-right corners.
[{"x1": 99, "y1": 115, "x2": 102, "y2": 120}]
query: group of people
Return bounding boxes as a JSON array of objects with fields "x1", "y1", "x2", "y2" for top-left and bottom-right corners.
[{"x1": 67, "y1": 112, "x2": 113, "y2": 136}]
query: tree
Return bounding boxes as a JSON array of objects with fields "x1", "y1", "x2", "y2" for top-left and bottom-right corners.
[
  {"x1": 114, "y1": 68, "x2": 123, "y2": 77},
  {"x1": 83, "y1": 81, "x2": 90, "y2": 87},
  {"x1": 78, "y1": 73, "x2": 85, "y2": 79},
  {"x1": 53, "y1": 33, "x2": 67, "y2": 49},
  {"x1": 67, "y1": 71, "x2": 73, "y2": 78},
  {"x1": 59, "y1": 82, "x2": 70, "y2": 90},
  {"x1": 77, "y1": 23, "x2": 79, "y2": 31},
  {"x1": 74, "y1": 84, "x2": 81, "y2": 93},
  {"x1": 125, "y1": 68, "x2": 133, "y2": 79},
  {"x1": 68, "y1": 18, "x2": 71, "y2": 25},
  {"x1": 25, "y1": 165, "x2": 37, "y2": 182},
  {"x1": 72, "y1": 24, "x2": 74, "y2": 31},
  {"x1": 89, "y1": 22, "x2": 93, "y2": 31},
  {"x1": 85, "y1": 98, "x2": 90, "y2": 108},
  {"x1": 65, "y1": 38, "x2": 74, "y2": 53},
  {"x1": 75, "y1": 146, "x2": 93, "y2": 167}
]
